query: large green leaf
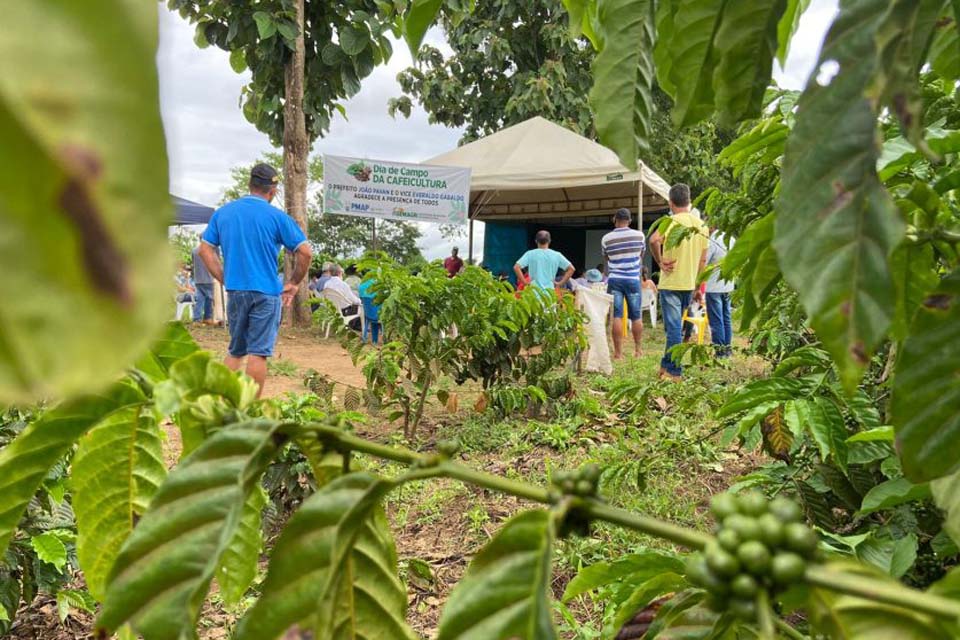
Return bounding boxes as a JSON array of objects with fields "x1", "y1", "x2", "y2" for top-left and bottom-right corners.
[
  {"x1": 133, "y1": 322, "x2": 199, "y2": 384},
  {"x1": 437, "y1": 509, "x2": 556, "y2": 640},
  {"x1": 30, "y1": 532, "x2": 68, "y2": 571},
  {"x1": 403, "y1": 0, "x2": 443, "y2": 57},
  {"x1": 872, "y1": 0, "x2": 944, "y2": 147},
  {"x1": 711, "y1": 0, "x2": 787, "y2": 126},
  {"x1": 773, "y1": 0, "x2": 905, "y2": 391},
  {"x1": 234, "y1": 472, "x2": 414, "y2": 640},
  {"x1": 856, "y1": 533, "x2": 918, "y2": 578},
  {"x1": 809, "y1": 562, "x2": 952, "y2": 638},
  {"x1": 95, "y1": 420, "x2": 283, "y2": 640},
  {"x1": 0, "y1": 381, "x2": 145, "y2": 559},
  {"x1": 892, "y1": 268, "x2": 960, "y2": 482},
  {"x1": 588, "y1": 0, "x2": 657, "y2": 169},
  {"x1": 859, "y1": 478, "x2": 931, "y2": 515},
  {"x1": 889, "y1": 244, "x2": 938, "y2": 343},
  {"x1": 656, "y1": 0, "x2": 726, "y2": 127},
  {"x1": 927, "y1": 13, "x2": 959, "y2": 83},
  {"x1": 216, "y1": 485, "x2": 267, "y2": 607},
  {"x1": 776, "y1": 0, "x2": 811, "y2": 64},
  {"x1": 716, "y1": 376, "x2": 813, "y2": 418},
  {"x1": 606, "y1": 572, "x2": 688, "y2": 637},
  {"x1": 71, "y1": 406, "x2": 166, "y2": 600},
  {"x1": 931, "y1": 470, "x2": 960, "y2": 546},
  {"x1": 0, "y1": 1, "x2": 173, "y2": 403},
  {"x1": 562, "y1": 551, "x2": 684, "y2": 602}
]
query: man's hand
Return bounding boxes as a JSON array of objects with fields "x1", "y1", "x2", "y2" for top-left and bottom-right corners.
[
  {"x1": 660, "y1": 259, "x2": 677, "y2": 274},
  {"x1": 693, "y1": 289, "x2": 703, "y2": 304},
  {"x1": 281, "y1": 283, "x2": 298, "y2": 307}
]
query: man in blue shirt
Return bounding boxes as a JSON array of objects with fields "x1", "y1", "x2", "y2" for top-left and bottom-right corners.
[
  {"x1": 197, "y1": 163, "x2": 312, "y2": 396},
  {"x1": 514, "y1": 230, "x2": 574, "y2": 293}
]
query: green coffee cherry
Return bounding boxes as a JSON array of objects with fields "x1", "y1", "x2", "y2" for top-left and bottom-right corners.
[
  {"x1": 738, "y1": 492, "x2": 768, "y2": 517},
  {"x1": 561, "y1": 478, "x2": 577, "y2": 494},
  {"x1": 575, "y1": 479, "x2": 595, "y2": 497},
  {"x1": 769, "y1": 496, "x2": 803, "y2": 523},
  {"x1": 710, "y1": 493, "x2": 741, "y2": 520},
  {"x1": 437, "y1": 439, "x2": 461, "y2": 456},
  {"x1": 716, "y1": 528, "x2": 741, "y2": 553},
  {"x1": 580, "y1": 463, "x2": 602, "y2": 484},
  {"x1": 730, "y1": 573, "x2": 759, "y2": 599},
  {"x1": 737, "y1": 540, "x2": 772, "y2": 576},
  {"x1": 771, "y1": 552, "x2": 806, "y2": 584},
  {"x1": 724, "y1": 514, "x2": 762, "y2": 541},
  {"x1": 705, "y1": 542, "x2": 741, "y2": 578},
  {"x1": 784, "y1": 522, "x2": 819, "y2": 556},
  {"x1": 757, "y1": 513, "x2": 785, "y2": 547},
  {"x1": 686, "y1": 554, "x2": 729, "y2": 594}
]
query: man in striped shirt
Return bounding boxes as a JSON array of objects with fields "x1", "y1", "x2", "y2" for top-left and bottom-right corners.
[{"x1": 602, "y1": 208, "x2": 646, "y2": 359}]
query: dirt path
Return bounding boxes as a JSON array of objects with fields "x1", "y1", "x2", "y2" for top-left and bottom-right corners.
[{"x1": 189, "y1": 325, "x2": 365, "y2": 397}]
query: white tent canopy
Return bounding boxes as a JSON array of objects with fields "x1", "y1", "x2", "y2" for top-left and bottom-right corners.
[{"x1": 424, "y1": 116, "x2": 671, "y2": 224}]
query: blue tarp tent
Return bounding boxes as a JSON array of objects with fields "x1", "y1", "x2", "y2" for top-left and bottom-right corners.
[{"x1": 172, "y1": 195, "x2": 215, "y2": 225}]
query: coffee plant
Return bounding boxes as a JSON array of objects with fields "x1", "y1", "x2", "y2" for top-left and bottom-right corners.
[{"x1": 316, "y1": 258, "x2": 586, "y2": 438}]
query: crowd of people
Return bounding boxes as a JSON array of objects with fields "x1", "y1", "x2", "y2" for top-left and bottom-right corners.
[
  {"x1": 509, "y1": 182, "x2": 735, "y2": 381},
  {"x1": 182, "y1": 160, "x2": 734, "y2": 396}
]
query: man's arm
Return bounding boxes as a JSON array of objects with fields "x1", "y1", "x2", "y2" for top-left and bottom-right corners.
[
  {"x1": 649, "y1": 230, "x2": 676, "y2": 274},
  {"x1": 198, "y1": 242, "x2": 224, "y2": 284},
  {"x1": 282, "y1": 242, "x2": 313, "y2": 306},
  {"x1": 557, "y1": 264, "x2": 575, "y2": 287},
  {"x1": 513, "y1": 262, "x2": 525, "y2": 284}
]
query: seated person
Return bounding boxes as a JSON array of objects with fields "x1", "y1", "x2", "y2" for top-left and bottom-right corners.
[
  {"x1": 641, "y1": 266, "x2": 658, "y2": 296},
  {"x1": 175, "y1": 264, "x2": 195, "y2": 303},
  {"x1": 324, "y1": 265, "x2": 361, "y2": 318}
]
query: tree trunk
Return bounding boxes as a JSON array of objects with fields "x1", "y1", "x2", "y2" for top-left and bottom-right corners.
[{"x1": 282, "y1": 0, "x2": 311, "y2": 327}]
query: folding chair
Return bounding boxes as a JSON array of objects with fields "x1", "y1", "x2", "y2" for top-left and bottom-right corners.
[
  {"x1": 320, "y1": 288, "x2": 362, "y2": 338},
  {"x1": 641, "y1": 288, "x2": 657, "y2": 328}
]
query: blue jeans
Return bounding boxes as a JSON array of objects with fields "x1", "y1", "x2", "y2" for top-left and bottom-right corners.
[
  {"x1": 706, "y1": 292, "x2": 733, "y2": 356},
  {"x1": 363, "y1": 321, "x2": 381, "y2": 344},
  {"x1": 226, "y1": 290, "x2": 281, "y2": 357},
  {"x1": 193, "y1": 283, "x2": 215, "y2": 321},
  {"x1": 660, "y1": 290, "x2": 691, "y2": 376},
  {"x1": 607, "y1": 278, "x2": 642, "y2": 320}
]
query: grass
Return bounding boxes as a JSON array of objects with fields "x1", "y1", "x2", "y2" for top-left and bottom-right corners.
[{"x1": 266, "y1": 358, "x2": 299, "y2": 377}]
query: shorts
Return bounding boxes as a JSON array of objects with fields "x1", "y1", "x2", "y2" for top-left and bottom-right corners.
[
  {"x1": 607, "y1": 278, "x2": 642, "y2": 321},
  {"x1": 226, "y1": 290, "x2": 281, "y2": 357}
]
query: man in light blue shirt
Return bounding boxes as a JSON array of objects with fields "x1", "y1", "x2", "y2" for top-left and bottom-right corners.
[
  {"x1": 514, "y1": 230, "x2": 574, "y2": 292},
  {"x1": 197, "y1": 163, "x2": 312, "y2": 396}
]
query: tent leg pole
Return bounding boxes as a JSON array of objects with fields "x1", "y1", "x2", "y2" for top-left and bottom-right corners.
[
  {"x1": 372, "y1": 218, "x2": 377, "y2": 252},
  {"x1": 468, "y1": 218, "x2": 474, "y2": 264},
  {"x1": 637, "y1": 173, "x2": 644, "y2": 231}
]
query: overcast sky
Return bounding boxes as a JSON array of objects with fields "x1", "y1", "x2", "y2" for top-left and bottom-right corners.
[{"x1": 157, "y1": 1, "x2": 838, "y2": 261}]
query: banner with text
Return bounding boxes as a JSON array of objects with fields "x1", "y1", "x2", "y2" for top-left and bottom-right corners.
[{"x1": 323, "y1": 154, "x2": 471, "y2": 225}]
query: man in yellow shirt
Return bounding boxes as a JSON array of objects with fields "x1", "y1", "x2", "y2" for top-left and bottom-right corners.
[{"x1": 649, "y1": 184, "x2": 709, "y2": 379}]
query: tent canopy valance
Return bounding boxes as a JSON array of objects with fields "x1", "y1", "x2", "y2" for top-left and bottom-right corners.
[
  {"x1": 172, "y1": 195, "x2": 215, "y2": 226},
  {"x1": 424, "y1": 117, "x2": 671, "y2": 225}
]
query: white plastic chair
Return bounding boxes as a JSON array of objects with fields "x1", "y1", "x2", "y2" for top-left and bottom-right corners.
[
  {"x1": 320, "y1": 288, "x2": 362, "y2": 338},
  {"x1": 174, "y1": 298, "x2": 193, "y2": 322},
  {"x1": 641, "y1": 288, "x2": 657, "y2": 327}
]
